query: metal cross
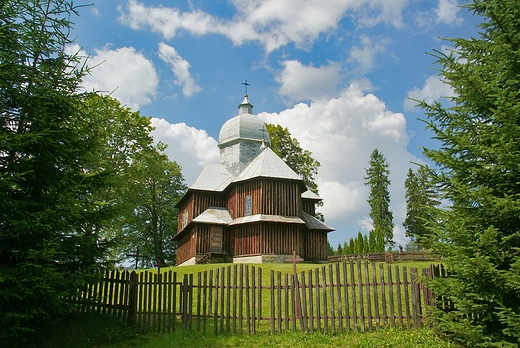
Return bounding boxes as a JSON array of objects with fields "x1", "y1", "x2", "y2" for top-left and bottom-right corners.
[
  {"x1": 259, "y1": 125, "x2": 268, "y2": 139},
  {"x1": 242, "y1": 79, "x2": 250, "y2": 94}
]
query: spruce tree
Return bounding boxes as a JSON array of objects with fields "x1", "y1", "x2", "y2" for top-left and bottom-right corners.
[
  {"x1": 0, "y1": 1, "x2": 110, "y2": 342},
  {"x1": 403, "y1": 166, "x2": 439, "y2": 249},
  {"x1": 364, "y1": 149, "x2": 395, "y2": 249},
  {"x1": 418, "y1": 1, "x2": 520, "y2": 345}
]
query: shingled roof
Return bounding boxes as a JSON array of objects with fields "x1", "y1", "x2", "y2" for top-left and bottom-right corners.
[{"x1": 233, "y1": 147, "x2": 303, "y2": 183}]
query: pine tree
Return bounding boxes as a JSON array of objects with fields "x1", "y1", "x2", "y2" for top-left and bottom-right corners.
[
  {"x1": 417, "y1": 1, "x2": 520, "y2": 345},
  {"x1": 364, "y1": 149, "x2": 395, "y2": 249}
]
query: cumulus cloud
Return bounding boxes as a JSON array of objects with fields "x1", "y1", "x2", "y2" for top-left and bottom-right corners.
[
  {"x1": 435, "y1": 0, "x2": 463, "y2": 26},
  {"x1": 276, "y1": 60, "x2": 342, "y2": 102},
  {"x1": 404, "y1": 75, "x2": 453, "y2": 111},
  {"x1": 259, "y1": 84, "x2": 421, "y2": 244},
  {"x1": 71, "y1": 44, "x2": 158, "y2": 109},
  {"x1": 348, "y1": 35, "x2": 390, "y2": 72},
  {"x1": 119, "y1": 0, "x2": 409, "y2": 53},
  {"x1": 158, "y1": 43, "x2": 201, "y2": 98},
  {"x1": 415, "y1": 0, "x2": 462, "y2": 29},
  {"x1": 150, "y1": 118, "x2": 219, "y2": 184}
]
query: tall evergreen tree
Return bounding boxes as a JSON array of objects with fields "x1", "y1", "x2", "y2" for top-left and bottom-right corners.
[
  {"x1": 364, "y1": 149, "x2": 394, "y2": 249},
  {"x1": 403, "y1": 166, "x2": 439, "y2": 249},
  {"x1": 417, "y1": 1, "x2": 520, "y2": 345},
  {"x1": 0, "y1": 1, "x2": 109, "y2": 342}
]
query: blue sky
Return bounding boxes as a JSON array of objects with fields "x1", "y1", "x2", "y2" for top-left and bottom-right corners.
[{"x1": 70, "y1": 0, "x2": 481, "y2": 249}]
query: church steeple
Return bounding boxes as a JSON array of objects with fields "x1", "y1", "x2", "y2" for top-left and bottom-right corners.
[
  {"x1": 218, "y1": 93, "x2": 270, "y2": 175},
  {"x1": 238, "y1": 94, "x2": 253, "y2": 114}
]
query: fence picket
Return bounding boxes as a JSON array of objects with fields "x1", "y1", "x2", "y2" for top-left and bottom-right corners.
[
  {"x1": 328, "y1": 264, "x2": 335, "y2": 333},
  {"x1": 335, "y1": 262, "x2": 343, "y2": 333},
  {"x1": 308, "y1": 269, "x2": 314, "y2": 333},
  {"x1": 357, "y1": 261, "x2": 365, "y2": 332},
  {"x1": 321, "y1": 266, "x2": 328, "y2": 333},
  {"x1": 387, "y1": 265, "x2": 395, "y2": 327},
  {"x1": 364, "y1": 262, "x2": 372, "y2": 332},
  {"x1": 342, "y1": 262, "x2": 350, "y2": 333},
  {"x1": 349, "y1": 261, "x2": 358, "y2": 332},
  {"x1": 371, "y1": 262, "x2": 380, "y2": 330}
]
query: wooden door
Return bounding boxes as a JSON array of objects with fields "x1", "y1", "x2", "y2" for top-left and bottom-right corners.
[{"x1": 210, "y1": 226, "x2": 223, "y2": 253}]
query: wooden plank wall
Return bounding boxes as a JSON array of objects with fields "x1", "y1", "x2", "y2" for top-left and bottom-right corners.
[
  {"x1": 302, "y1": 199, "x2": 316, "y2": 216},
  {"x1": 228, "y1": 180, "x2": 302, "y2": 218},
  {"x1": 232, "y1": 224, "x2": 304, "y2": 257},
  {"x1": 303, "y1": 230, "x2": 328, "y2": 261},
  {"x1": 177, "y1": 192, "x2": 227, "y2": 232},
  {"x1": 176, "y1": 230, "x2": 195, "y2": 265}
]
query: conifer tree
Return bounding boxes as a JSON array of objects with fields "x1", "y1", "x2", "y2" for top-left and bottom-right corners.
[
  {"x1": 403, "y1": 166, "x2": 439, "y2": 249},
  {"x1": 364, "y1": 149, "x2": 394, "y2": 249},
  {"x1": 418, "y1": 1, "x2": 520, "y2": 345}
]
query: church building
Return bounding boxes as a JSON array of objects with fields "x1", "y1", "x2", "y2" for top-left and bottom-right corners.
[{"x1": 173, "y1": 94, "x2": 334, "y2": 265}]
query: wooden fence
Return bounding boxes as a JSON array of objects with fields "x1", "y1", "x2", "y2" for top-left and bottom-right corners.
[{"x1": 75, "y1": 260, "x2": 442, "y2": 334}]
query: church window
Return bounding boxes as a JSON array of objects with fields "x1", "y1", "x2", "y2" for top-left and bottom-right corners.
[{"x1": 245, "y1": 195, "x2": 252, "y2": 216}]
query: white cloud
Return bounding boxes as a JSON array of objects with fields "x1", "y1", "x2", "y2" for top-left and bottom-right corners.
[
  {"x1": 415, "y1": 0, "x2": 462, "y2": 29},
  {"x1": 276, "y1": 60, "x2": 342, "y2": 102},
  {"x1": 435, "y1": 0, "x2": 463, "y2": 26},
  {"x1": 404, "y1": 75, "x2": 453, "y2": 111},
  {"x1": 119, "y1": 0, "x2": 221, "y2": 40},
  {"x1": 76, "y1": 44, "x2": 158, "y2": 110},
  {"x1": 150, "y1": 118, "x2": 219, "y2": 184},
  {"x1": 348, "y1": 35, "x2": 390, "y2": 72},
  {"x1": 259, "y1": 84, "x2": 421, "y2": 245},
  {"x1": 119, "y1": 0, "x2": 409, "y2": 53},
  {"x1": 158, "y1": 43, "x2": 201, "y2": 98}
]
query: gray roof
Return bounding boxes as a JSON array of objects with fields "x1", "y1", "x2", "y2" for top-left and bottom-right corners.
[
  {"x1": 192, "y1": 207, "x2": 233, "y2": 225},
  {"x1": 233, "y1": 147, "x2": 303, "y2": 183},
  {"x1": 301, "y1": 211, "x2": 335, "y2": 232},
  {"x1": 190, "y1": 163, "x2": 234, "y2": 191},
  {"x1": 229, "y1": 214, "x2": 305, "y2": 226},
  {"x1": 302, "y1": 190, "x2": 322, "y2": 200}
]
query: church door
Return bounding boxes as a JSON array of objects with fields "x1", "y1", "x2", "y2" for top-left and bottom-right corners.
[{"x1": 210, "y1": 226, "x2": 223, "y2": 253}]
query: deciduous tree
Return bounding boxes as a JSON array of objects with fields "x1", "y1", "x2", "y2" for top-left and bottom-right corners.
[{"x1": 119, "y1": 144, "x2": 186, "y2": 267}]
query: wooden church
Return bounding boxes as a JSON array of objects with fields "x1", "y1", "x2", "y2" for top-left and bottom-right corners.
[{"x1": 173, "y1": 94, "x2": 334, "y2": 265}]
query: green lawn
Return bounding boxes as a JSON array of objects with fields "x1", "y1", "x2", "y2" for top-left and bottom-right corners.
[{"x1": 37, "y1": 312, "x2": 459, "y2": 348}]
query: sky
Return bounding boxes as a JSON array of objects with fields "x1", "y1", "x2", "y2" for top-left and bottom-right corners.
[{"x1": 70, "y1": 0, "x2": 482, "y2": 249}]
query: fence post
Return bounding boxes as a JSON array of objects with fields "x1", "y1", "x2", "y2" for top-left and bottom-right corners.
[
  {"x1": 127, "y1": 271, "x2": 138, "y2": 328},
  {"x1": 410, "y1": 268, "x2": 422, "y2": 328}
]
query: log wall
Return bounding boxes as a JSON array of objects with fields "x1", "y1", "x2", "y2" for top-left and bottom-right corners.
[
  {"x1": 303, "y1": 230, "x2": 328, "y2": 261},
  {"x1": 232, "y1": 224, "x2": 303, "y2": 257},
  {"x1": 227, "y1": 180, "x2": 302, "y2": 218},
  {"x1": 176, "y1": 229, "x2": 195, "y2": 265},
  {"x1": 177, "y1": 192, "x2": 227, "y2": 232},
  {"x1": 302, "y1": 200, "x2": 316, "y2": 217}
]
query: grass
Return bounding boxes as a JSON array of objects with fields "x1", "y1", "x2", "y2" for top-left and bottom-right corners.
[
  {"x1": 34, "y1": 313, "x2": 460, "y2": 348},
  {"x1": 137, "y1": 260, "x2": 436, "y2": 278}
]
